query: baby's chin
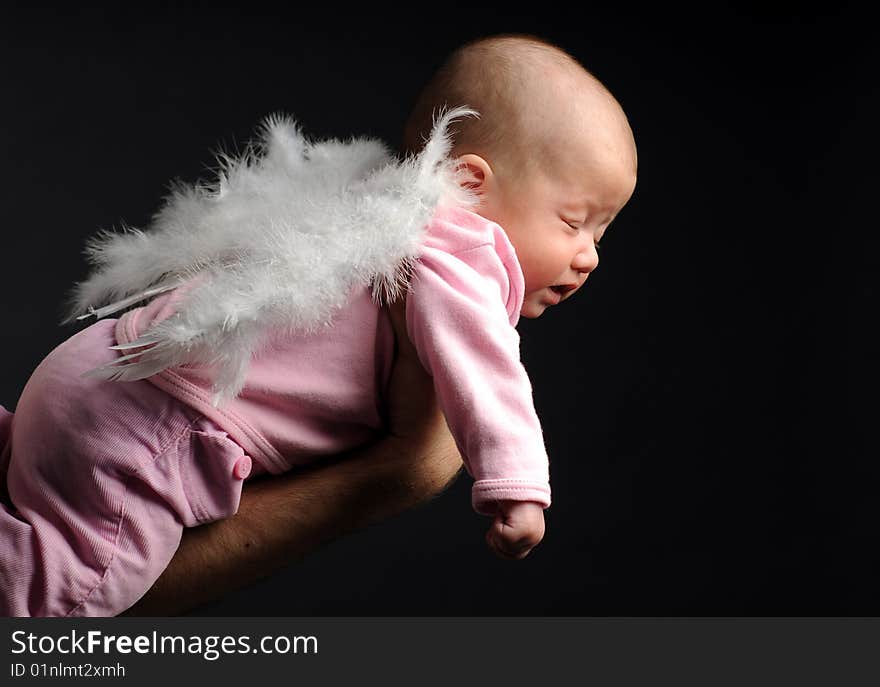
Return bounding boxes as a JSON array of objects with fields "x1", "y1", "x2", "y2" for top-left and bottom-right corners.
[{"x1": 520, "y1": 301, "x2": 549, "y2": 319}]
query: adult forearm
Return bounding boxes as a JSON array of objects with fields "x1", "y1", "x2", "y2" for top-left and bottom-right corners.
[{"x1": 123, "y1": 431, "x2": 462, "y2": 616}]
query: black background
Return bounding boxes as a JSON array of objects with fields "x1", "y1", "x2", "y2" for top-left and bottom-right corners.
[{"x1": 1, "y1": 2, "x2": 876, "y2": 615}]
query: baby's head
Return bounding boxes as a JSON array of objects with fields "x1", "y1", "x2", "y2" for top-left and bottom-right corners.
[{"x1": 404, "y1": 35, "x2": 638, "y2": 317}]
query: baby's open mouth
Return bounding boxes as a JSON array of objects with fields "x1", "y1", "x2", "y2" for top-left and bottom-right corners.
[{"x1": 550, "y1": 284, "x2": 577, "y2": 296}]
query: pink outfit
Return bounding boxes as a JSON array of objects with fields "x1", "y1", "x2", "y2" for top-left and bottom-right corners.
[
  {"x1": 0, "y1": 207, "x2": 549, "y2": 616},
  {"x1": 0, "y1": 319, "x2": 249, "y2": 616}
]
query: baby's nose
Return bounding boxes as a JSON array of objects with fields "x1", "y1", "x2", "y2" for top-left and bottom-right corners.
[{"x1": 572, "y1": 246, "x2": 599, "y2": 273}]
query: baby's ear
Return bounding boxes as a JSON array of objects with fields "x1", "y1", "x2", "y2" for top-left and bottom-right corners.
[{"x1": 455, "y1": 154, "x2": 494, "y2": 193}]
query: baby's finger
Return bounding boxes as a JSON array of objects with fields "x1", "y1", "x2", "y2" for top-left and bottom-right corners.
[
  {"x1": 485, "y1": 526, "x2": 532, "y2": 560},
  {"x1": 485, "y1": 529, "x2": 517, "y2": 560}
]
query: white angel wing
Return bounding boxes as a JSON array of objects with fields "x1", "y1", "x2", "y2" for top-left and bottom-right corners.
[{"x1": 69, "y1": 107, "x2": 478, "y2": 406}]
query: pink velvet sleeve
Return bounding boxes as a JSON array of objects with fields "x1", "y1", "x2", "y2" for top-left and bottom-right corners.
[{"x1": 405, "y1": 243, "x2": 551, "y2": 516}]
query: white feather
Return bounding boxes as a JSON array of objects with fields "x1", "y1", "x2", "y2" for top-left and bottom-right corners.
[{"x1": 67, "y1": 107, "x2": 479, "y2": 406}]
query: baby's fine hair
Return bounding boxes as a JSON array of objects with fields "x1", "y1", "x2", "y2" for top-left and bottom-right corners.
[{"x1": 402, "y1": 34, "x2": 606, "y2": 168}]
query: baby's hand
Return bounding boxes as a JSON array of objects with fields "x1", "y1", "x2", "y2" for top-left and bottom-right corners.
[{"x1": 485, "y1": 501, "x2": 545, "y2": 560}]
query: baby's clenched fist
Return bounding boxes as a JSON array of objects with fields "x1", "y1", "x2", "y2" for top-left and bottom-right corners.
[{"x1": 485, "y1": 500, "x2": 545, "y2": 560}]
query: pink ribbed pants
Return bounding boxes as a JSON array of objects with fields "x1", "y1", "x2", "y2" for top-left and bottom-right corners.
[{"x1": 0, "y1": 319, "x2": 251, "y2": 617}]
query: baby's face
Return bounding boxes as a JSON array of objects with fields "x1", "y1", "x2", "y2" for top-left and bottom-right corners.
[{"x1": 475, "y1": 130, "x2": 637, "y2": 318}]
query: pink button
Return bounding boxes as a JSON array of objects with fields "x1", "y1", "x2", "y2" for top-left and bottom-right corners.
[{"x1": 233, "y1": 455, "x2": 252, "y2": 480}]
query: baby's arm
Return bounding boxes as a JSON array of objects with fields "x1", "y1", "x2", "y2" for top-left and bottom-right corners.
[{"x1": 406, "y1": 242, "x2": 550, "y2": 557}]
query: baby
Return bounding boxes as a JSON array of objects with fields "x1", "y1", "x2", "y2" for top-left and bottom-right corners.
[
  {"x1": 0, "y1": 35, "x2": 637, "y2": 616},
  {"x1": 400, "y1": 37, "x2": 636, "y2": 558}
]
